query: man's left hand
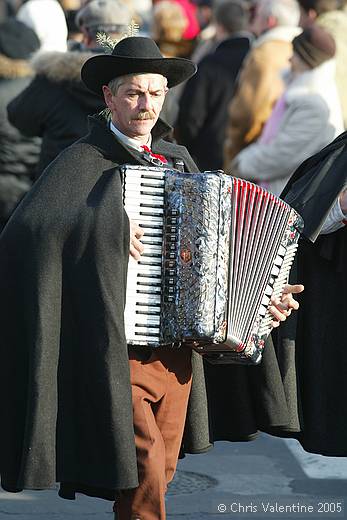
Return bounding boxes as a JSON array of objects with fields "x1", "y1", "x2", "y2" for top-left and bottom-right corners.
[{"x1": 269, "y1": 283, "x2": 304, "y2": 328}]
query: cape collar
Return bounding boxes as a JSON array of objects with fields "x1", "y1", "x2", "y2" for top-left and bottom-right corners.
[{"x1": 84, "y1": 112, "x2": 175, "y2": 166}]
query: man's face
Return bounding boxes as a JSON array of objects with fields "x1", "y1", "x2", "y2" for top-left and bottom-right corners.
[{"x1": 102, "y1": 73, "x2": 168, "y2": 141}]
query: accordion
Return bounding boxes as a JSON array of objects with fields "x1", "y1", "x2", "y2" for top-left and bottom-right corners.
[{"x1": 122, "y1": 165, "x2": 303, "y2": 365}]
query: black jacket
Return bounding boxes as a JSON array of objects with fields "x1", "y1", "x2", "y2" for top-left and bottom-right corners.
[
  {"x1": 7, "y1": 50, "x2": 105, "y2": 177},
  {"x1": 0, "y1": 53, "x2": 41, "y2": 228},
  {"x1": 176, "y1": 35, "x2": 251, "y2": 171}
]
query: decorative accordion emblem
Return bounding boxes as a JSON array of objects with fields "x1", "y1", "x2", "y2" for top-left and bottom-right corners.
[{"x1": 122, "y1": 166, "x2": 304, "y2": 365}]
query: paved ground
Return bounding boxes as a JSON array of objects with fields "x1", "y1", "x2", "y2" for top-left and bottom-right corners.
[{"x1": 1, "y1": 434, "x2": 347, "y2": 520}]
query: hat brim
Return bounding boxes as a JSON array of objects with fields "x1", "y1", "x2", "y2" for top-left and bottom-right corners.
[{"x1": 81, "y1": 55, "x2": 197, "y2": 96}]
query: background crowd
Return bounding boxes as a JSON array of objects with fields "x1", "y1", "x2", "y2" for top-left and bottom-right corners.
[{"x1": 1, "y1": 0, "x2": 347, "y2": 229}]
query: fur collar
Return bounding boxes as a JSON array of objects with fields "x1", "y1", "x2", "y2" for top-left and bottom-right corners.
[
  {"x1": 31, "y1": 50, "x2": 98, "y2": 83},
  {"x1": 0, "y1": 54, "x2": 34, "y2": 79}
]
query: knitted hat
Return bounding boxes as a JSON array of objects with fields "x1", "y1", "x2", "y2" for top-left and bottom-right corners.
[
  {"x1": 0, "y1": 19, "x2": 40, "y2": 60},
  {"x1": 292, "y1": 25, "x2": 336, "y2": 69},
  {"x1": 75, "y1": 0, "x2": 131, "y2": 34}
]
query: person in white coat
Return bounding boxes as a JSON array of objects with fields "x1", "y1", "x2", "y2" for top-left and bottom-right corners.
[{"x1": 229, "y1": 24, "x2": 344, "y2": 196}]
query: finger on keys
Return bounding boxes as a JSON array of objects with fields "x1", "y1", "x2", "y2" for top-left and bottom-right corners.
[
  {"x1": 130, "y1": 221, "x2": 144, "y2": 239},
  {"x1": 269, "y1": 305, "x2": 287, "y2": 323},
  {"x1": 130, "y1": 237, "x2": 144, "y2": 260}
]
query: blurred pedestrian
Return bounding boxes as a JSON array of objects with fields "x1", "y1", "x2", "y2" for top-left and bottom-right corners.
[
  {"x1": 7, "y1": 0, "x2": 132, "y2": 177},
  {"x1": 176, "y1": 0, "x2": 252, "y2": 170},
  {"x1": 189, "y1": 0, "x2": 216, "y2": 63},
  {"x1": 298, "y1": 0, "x2": 347, "y2": 129},
  {"x1": 16, "y1": 0, "x2": 68, "y2": 52},
  {"x1": 224, "y1": 0, "x2": 301, "y2": 164},
  {"x1": 0, "y1": 19, "x2": 41, "y2": 230},
  {"x1": 151, "y1": 0, "x2": 190, "y2": 57},
  {"x1": 229, "y1": 25, "x2": 343, "y2": 195},
  {"x1": 151, "y1": 0, "x2": 191, "y2": 125}
]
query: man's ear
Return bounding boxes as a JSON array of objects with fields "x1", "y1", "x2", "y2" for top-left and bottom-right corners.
[{"x1": 102, "y1": 85, "x2": 113, "y2": 109}]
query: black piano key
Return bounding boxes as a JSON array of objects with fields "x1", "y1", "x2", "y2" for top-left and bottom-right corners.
[
  {"x1": 140, "y1": 253, "x2": 162, "y2": 259},
  {"x1": 140, "y1": 191, "x2": 163, "y2": 197},
  {"x1": 134, "y1": 332, "x2": 160, "y2": 337},
  {"x1": 140, "y1": 175, "x2": 165, "y2": 180},
  {"x1": 135, "y1": 323, "x2": 160, "y2": 329},
  {"x1": 138, "y1": 258, "x2": 162, "y2": 264},
  {"x1": 137, "y1": 273, "x2": 161, "y2": 279},
  {"x1": 140, "y1": 203, "x2": 164, "y2": 209},
  {"x1": 136, "y1": 289, "x2": 161, "y2": 294},
  {"x1": 137, "y1": 281, "x2": 162, "y2": 287},
  {"x1": 136, "y1": 310, "x2": 161, "y2": 315},
  {"x1": 140, "y1": 223, "x2": 163, "y2": 230},
  {"x1": 141, "y1": 239, "x2": 163, "y2": 246},
  {"x1": 140, "y1": 211, "x2": 163, "y2": 217}
]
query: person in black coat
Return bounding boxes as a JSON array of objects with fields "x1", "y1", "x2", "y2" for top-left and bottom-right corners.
[
  {"x1": 269, "y1": 134, "x2": 347, "y2": 456},
  {"x1": 0, "y1": 18, "x2": 41, "y2": 231},
  {"x1": 175, "y1": 0, "x2": 252, "y2": 171},
  {"x1": 7, "y1": 0, "x2": 132, "y2": 178}
]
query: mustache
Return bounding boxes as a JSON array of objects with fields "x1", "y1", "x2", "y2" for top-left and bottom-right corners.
[{"x1": 133, "y1": 111, "x2": 156, "y2": 120}]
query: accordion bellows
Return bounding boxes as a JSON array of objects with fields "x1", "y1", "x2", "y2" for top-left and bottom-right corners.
[{"x1": 123, "y1": 166, "x2": 303, "y2": 365}]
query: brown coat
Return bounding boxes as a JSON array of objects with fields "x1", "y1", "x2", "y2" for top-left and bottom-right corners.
[{"x1": 224, "y1": 26, "x2": 301, "y2": 166}]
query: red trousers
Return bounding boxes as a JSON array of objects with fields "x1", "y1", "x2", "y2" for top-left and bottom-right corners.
[{"x1": 115, "y1": 346, "x2": 192, "y2": 520}]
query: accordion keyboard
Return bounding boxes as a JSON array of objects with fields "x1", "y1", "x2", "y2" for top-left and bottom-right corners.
[{"x1": 123, "y1": 167, "x2": 165, "y2": 346}]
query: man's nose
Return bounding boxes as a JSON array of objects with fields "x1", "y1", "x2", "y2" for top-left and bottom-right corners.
[{"x1": 138, "y1": 93, "x2": 153, "y2": 111}]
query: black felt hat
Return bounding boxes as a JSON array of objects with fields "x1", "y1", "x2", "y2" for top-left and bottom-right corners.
[
  {"x1": 0, "y1": 19, "x2": 40, "y2": 60},
  {"x1": 81, "y1": 36, "x2": 197, "y2": 96}
]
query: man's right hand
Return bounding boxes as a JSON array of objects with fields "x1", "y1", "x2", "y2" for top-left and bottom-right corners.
[{"x1": 130, "y1": 221, "x2": 144, "y2": 260}]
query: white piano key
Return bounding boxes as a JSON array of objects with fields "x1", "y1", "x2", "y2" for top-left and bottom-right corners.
[
  {"x1": 124, "y1": 176, "x2": 164, "y2": 185},
  {"x1": 124, "y1": 194, "x2": 164, "y2": 205},
  {"x1": 126, "y1": 216, "x2": 163, "y2": 226},
  {"x1": 128, "y1": 265, "x2": 162, "y2": 274},
  {"x1": 273, "y1": 255, "x2": 284, "y2": 267},
  {"x1": 135, "y1": 276, "x2": 162, "y2": 285},
  {"x1": 127, "y1": 314, "x2": 160, "y2": 327},
  {"x1": 126, "y1": 206, "x2": 164, "y2": 216},
  {"x1": 264, "y1": 285, "x2": 273, "y2": 296},
  {"x1": 261, "y1": 294, "x2": 270, "y2": 307},
  {"x1": 270, "y1": 265, "x2": 280, "y2": 277},
  {"x1": 258, "y1": 304, "x2": 267, "y2": 317},
  {"x1": 127, "y1": 294, "x2": 161, "y2": 304}
]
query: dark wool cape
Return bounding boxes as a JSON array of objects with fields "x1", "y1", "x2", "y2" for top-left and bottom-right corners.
[
  {"x1": 0, "y1": 114, "x2": 211, "y2": 501},
  {"x1": 0, "y1": 113, "x2": 307, "y2": 501},
  {"x1": 270, "y1": 131, "x2": 347, "y2": 456}
]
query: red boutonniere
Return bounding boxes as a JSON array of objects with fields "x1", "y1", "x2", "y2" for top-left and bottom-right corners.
[{"x1": 141, "y1": 145, "x2": 168, "y2": 165}]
